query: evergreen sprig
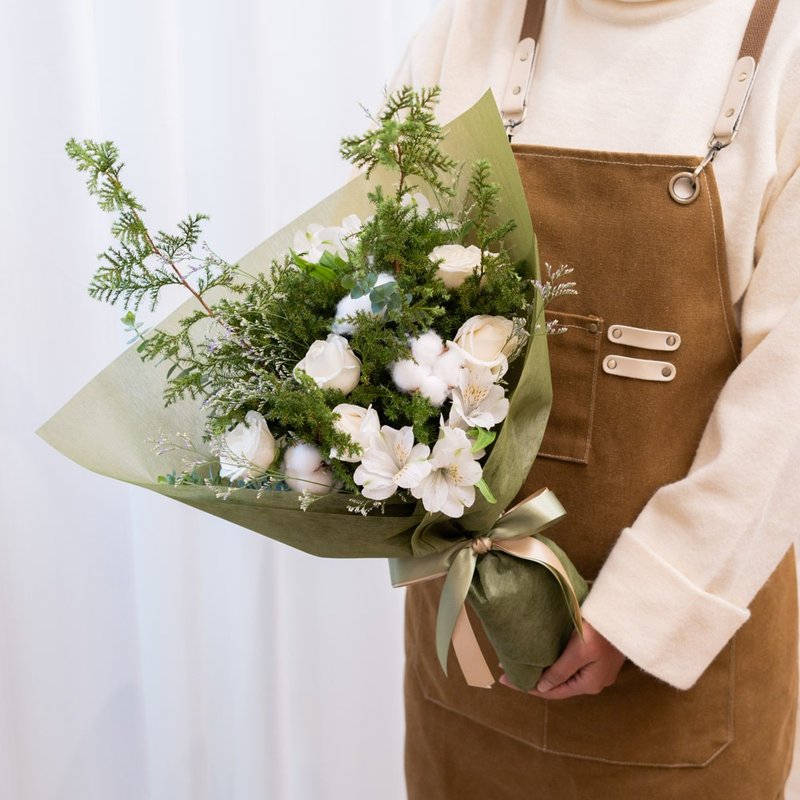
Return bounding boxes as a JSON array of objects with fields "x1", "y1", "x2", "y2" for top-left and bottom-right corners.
[{"x1": 339, "y1": 86, "x2": 457, "y2": 199}]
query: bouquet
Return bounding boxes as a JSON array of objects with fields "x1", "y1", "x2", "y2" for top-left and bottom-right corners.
[{"x1": 39, "y1": 88, "x2": 586, "y2": 691}]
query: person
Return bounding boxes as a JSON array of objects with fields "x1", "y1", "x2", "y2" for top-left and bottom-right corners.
[{"x1": 390, "y1": 0, "x2": 800, "y2": 797}]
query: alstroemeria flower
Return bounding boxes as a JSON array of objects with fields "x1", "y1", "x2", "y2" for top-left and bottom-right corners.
[
  {"x1": 353, "y1": 425, "x2": 432, "y2": 500},
  {"x1": 410, "y1": 426, "x2": 483, "y2": 517},
  {"x1": 293, "y1": 214, "x2": 362, "y2": 263},
  {"x1": 449, "y1": 365, "x2": 510, "y2": 429}
]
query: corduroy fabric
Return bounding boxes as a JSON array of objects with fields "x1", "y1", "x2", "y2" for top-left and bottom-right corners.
[{"x1": 404, "y1": 144, "x2": 798, "y2": 798}]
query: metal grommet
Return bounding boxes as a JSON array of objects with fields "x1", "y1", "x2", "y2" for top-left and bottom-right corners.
[
  {"x1": 669, "y1": 171, "x2": 701, "y2": 205},
  {"x1": 666, "y1": 335, "x2": 677, "y2": 347},
  {"x1": 611, "y1": 328, "x2": 622, "y2": 339},
  {"x1": 661, "y1": 366, "x2": 673, "y2": 378},
  {"x1": 512, "y1": 85, "x2": 522, "y2": 95}
]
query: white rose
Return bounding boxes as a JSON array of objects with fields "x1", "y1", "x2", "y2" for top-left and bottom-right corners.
[
  {"x1": 219, "y1": 410, "x2": 277, "y2": 482},
  {"x1": 295, "y1": 334, "x2": 361, "y2": 394},
  {"x1": 449, "y1": 315, "x2": 522, "y2": 374},
  {"x1": 429, "y1": 244, "x2": 482, "y2": 289},
  {"x1": 283, "y1": 443, "x2": 335, "y2": 495},
  {"x1": 330, "y1": 404, "x2": 380, "y2": 463}
]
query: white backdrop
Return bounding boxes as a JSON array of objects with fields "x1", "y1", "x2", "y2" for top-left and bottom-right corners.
[
  {"x1": 3, "y1": 1, "x2": 799, "y2": 799},
  {"x1": 0, "y1": 1, "x2": 437, "y2": 798}
]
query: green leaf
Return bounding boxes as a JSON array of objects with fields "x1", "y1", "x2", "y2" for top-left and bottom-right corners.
[
  {"x1": 476, "y1": 478, "x2": 497, "y2": 504},
  {"x1": 469, "y1": 427, "x2": 497, "y2": 453}
]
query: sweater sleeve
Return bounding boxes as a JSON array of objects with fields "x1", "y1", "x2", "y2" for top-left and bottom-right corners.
[{"x1": 582, "y1": 55, "x2": 800, "y2": 690}]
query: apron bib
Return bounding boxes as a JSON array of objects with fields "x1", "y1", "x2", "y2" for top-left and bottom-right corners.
[{"x1": 404, "y1": 2, "x2": 797, "y2": 798}]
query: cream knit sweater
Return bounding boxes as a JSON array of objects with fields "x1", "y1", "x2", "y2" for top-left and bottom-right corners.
[{"x1": 390, "y1": 0, "x2": 800, "y2": 690}]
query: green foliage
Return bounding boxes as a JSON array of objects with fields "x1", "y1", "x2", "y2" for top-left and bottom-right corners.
[
  {"x1": 65, "y1": 137, "x2": 239, "y2": 314},
  {"x1": 69, "y1": 86, "x2": 550, "y2": 496},
  {"x1": 340, "y1": 86, "x2": 457, "y2": 199}
]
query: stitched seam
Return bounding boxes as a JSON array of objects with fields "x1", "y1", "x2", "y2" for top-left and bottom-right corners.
[
  {"x1": 703, "y1": 171, "x2": 741, "y2": 364},
  {"x1": 514, "y1": 150, "x2": 696, "y2": 170},
  {"x1": 582, "y1": 324, "x2": 602, "y2": 461},
  {"x1": 416, "y1": 686, "x2": 731, "y2": 768},
  {"x1": 538, "y1": 451, "x2": 590, "y2": 463}
]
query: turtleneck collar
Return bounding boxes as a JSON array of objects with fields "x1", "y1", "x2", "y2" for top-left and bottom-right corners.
[{"x1": 574, "y1": 0, "x2": 720, "y2": 24}]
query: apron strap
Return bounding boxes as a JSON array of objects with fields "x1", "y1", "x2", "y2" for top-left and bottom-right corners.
[
  {"x1": 500, "y1": 0, "x2": 546, "y2": 135},
  {"x1": 739, "y1": 0, "x2": 781, "y2": 61},
  {"x1": 673, "y1": 0, "x2": 782, "y2": 203},
  {"x1": 502, "y1": 0, "x2": 781, "y2": 147}
]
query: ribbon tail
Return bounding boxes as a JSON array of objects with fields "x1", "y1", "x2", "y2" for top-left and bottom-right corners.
[
  {"x1": 452, "y1": 605, "x2": 495, "y2": 688},
  {"x1": 435, "y1": 547, "x2": 477, "y2": 678}
]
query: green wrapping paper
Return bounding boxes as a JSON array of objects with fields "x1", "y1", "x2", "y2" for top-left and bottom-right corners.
[{"x1": 38, "y1": 91, "x2": 586, "y2": 691}]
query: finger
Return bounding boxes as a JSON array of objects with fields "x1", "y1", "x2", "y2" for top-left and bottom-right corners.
[
  {"x1": 529, "y1": 664, "x2": 600, "y2": 700},
  {"x1": 536, "y1": 630, "x2": 589, "y2": 693}
]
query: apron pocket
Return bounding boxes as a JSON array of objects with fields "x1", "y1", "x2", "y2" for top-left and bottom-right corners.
[
  {"x1": 410, "y1": 586, "x2": 734, "y2": 767},
  {"x1": 541, "y1": 641, "x2": 734, "y2": 766},
  {"x1": 538, "y1": 311, "x2": 603, "y2": 464}
]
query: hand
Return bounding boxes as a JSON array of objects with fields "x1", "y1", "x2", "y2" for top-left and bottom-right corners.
[{"x1": 499, "y1": 621, "x2": 626, "y2": 700}]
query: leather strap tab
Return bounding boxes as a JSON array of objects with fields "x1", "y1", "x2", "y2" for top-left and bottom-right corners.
[{"x1": 602, "y1": 355, "x2": 676, "y2": 383}]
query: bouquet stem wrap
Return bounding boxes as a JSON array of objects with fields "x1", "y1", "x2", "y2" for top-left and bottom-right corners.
[{"x1": 391, "y1": 489, "x2": 584, "y2": 688}]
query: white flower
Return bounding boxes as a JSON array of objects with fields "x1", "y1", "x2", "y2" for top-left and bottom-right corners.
[
  {"x1": 410, "y1": 426, "x2": 483, "y2": 517},
  {"x1": 331, "y1": 272, "x2": 395, "y2": 335},
  {"x1": 449, "y1": 365, "x2": 510, "y2": 429},
  {"x1": 429, "y1": 244, "x2": 482, "y2": 289},
  {"x1": 449, "y1": 315, "x2": 524, "y2": 376},
  {"x1": 330, "y1": 404, "x2": 380, "y2": 463},
  {"x1": 295, "y1": 334, "x2": 361, "y2": 394},
  {"x1": 283, "y1": 443, "x2": 335, "y2": 494},
  {"x1": 219, "y1": 411, "x2": 278, "y2": 482},
  {"x1": 293, "y1": 215, "x2": 363, "y2": 263},
  {"x1": 353, "y1": 425, "x2": 432, "y2": 500}
]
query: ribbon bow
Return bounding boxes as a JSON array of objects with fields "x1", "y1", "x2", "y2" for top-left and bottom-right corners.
[{"x1": 389, "y1": 488, "x2": 583, "y2": 688}]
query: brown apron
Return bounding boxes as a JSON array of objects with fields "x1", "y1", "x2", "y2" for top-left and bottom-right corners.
[{"x1": 404, "y1": 1, "x2": 797, "y2": 798}]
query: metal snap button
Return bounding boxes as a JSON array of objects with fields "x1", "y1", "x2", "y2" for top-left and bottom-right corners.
[
  {"x1": 661, "y1": 366, "x2": 673, "y2": 377},
  {"x1": 611, "y1": 328, "x2": 622, "y2": 339},
  {"x1": 512, "y1": 85, "x2": 522, "y2": 95},
  {"x1": 666, "y1": 335, "x2": 677, "y2": 347},
  {"x1": 588, "y1": 322, "x2": 599, "y2": 334},
  {"x1": 607, "y1": 359, "x2": 617, "y2": 370}
]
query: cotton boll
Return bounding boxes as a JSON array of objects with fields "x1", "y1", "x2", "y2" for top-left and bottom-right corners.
[
  {"x1": 392, "y1": 359, "x2": 428, "y2": 392},
  {"x1": 419, "y1": 375, "x2": 449, "y2": 407},
  {"x1": 411, "y1": 331, "x2": 445, "y2": 367},
  {"x1": 332, "y1": 293, "x2": 372, "y2": 335},
  {"x1": 433, "y1": 347, "x2": 466, "y2": 387},
  {"x1": 283, "y1": 442, "x2": 325, "y2": 476},
  {"x1": 286, "y1": 465, "x2": 335, "y2": 495},
  {"x1": 331, "y1": 272, "x2": 396, "y2": 335}
]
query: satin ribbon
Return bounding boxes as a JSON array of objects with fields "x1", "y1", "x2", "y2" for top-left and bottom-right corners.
[{"x1": 390, "y1": 488, "x2": 583, "y2": 688}]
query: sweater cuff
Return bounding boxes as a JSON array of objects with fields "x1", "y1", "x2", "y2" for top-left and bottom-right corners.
[{"x1": 580, "y1": 529, "x2": 750, "y2": 690}]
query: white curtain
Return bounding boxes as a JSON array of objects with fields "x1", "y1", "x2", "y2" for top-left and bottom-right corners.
[
  {"x1": 4, "y1": 2, "x2": 799, "y2": 799},
  {"x1": 0, "y1": 1, "x2": 437, "y2": 798}
]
